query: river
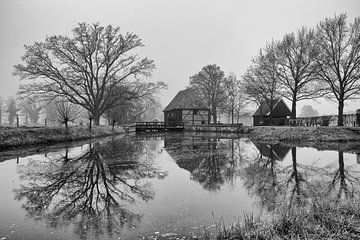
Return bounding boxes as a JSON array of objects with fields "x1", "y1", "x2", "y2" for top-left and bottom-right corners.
[{"x1": 0, "y1": 132, "x2": 360, "y2": 239}]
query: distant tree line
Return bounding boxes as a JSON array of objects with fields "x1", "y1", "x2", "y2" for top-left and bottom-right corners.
[{"x1": 189, "y1": 14, "x2": 360, "y2": 126}]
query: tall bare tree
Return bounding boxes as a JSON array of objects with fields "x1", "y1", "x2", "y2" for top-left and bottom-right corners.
[
  {"x1": 316, "y1": 14, "x2": 360, "y2": 126},
  {"x1": 14, "y1": 23, "x2": 164, "y2": 125},
  {"x1": 190, "y1": 64, "x2": 227, "y2": 123},
  {"x1": 223, "y1": 73, "x2": 246, "y2": 124},
  {"x1": 275, "y1": 27, "x2": 324, "y2": 118},
  {"x1": 242, "y1": 47, "x2": 280, "y2": 124}
]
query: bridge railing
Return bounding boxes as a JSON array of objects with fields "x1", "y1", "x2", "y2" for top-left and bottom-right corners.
[{"x1": 135, "y1": 121, "x2": 185, "y2": 130}]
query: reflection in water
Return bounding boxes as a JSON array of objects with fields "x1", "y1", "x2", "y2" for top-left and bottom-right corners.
[
  {"x1": 286, "y1": 148, "x2": 309, "y2": 208},
  {"x1": 164, "y1": 134, "x2": 245, "y2": 191},
  {"x1": 327, "y1": 151, "x2": 360, "y2": 201},
  {"x1": 243, "y1": 144, "x2": 290, "y2": 211},
  {"x1": 5, "y1": 133, "x2": 360, "y2": 239},
  {"x1": 244, "y1": 143, "x2": 360, "y2": 212},
  {"x1": 14, "y1": 138, "x2": 166, "y2": 239}
]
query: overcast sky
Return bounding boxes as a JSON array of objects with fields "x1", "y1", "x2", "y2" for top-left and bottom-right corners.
[{"x1": 1, "y1": 0, "x2": 360, "y2": 115}]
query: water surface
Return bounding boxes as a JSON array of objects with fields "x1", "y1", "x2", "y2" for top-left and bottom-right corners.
[{"x1": 1, "y1": 132, "x2": 360, "y2": 239}]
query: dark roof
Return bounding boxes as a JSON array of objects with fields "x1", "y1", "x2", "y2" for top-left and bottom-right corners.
[
  {"x1": 163, "y1": 88, "x2": 209, "y2": 112},
  {"x1": 254, "y1": 143, "x2": 290, "y2": 161},
  {"x1": 253, "y1": 98, "x2": 291, "y2": 117}
]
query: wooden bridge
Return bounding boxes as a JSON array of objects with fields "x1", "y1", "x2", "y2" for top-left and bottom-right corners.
[{"x1": 135, "y1": 122, "x2": 185, "y2": 132}]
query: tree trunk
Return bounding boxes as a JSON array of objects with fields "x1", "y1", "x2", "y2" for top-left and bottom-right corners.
[
  {"x1": 65, "y1": 120, "x2": 68, "y2": 132},
  {"x1": 212, "y1": 108, "x2": 217, "y2": 124},
  {"x1": 89, "y1": 118, "x2": 92, "y2": 131},
  {"x1": 338, "y1": 100, "x2": 344, "y2": 126},
  {"x1": 231, "y1": 108, "x2": 234, "y2": 124},
  {"x1": 269, "y1": 101, "x2": 273, "y2": 126},
  {"x1": 259, "y1": 102, "x2": 263, "y2": 126},
  {"x1": 291, "y1": 98, "x2": 297, "y2": 119},
  {"x1": 93, "y1": 114, "x2": 100, "y2": 125}
]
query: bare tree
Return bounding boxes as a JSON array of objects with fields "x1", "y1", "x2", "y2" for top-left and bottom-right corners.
[
  {"x1": 19, "y1": 97, "x2": 44, "y2": 124},
  {"x1": 14, "y1": 23, "x2": 165, "y2": 125},
  {"x1": 299, "y1": 105, "x2": 319, "y2": 117},
  {"x1": 223, "y1": 73, "x2": 247, "y2": 124},
  {"x1": 47, "y1": 100, "x2": 82, "y2": 131},
  {"x1": 316, "y1": 14, "x2": 360, "y2": 126},
  {"x1": 242, "y1": 47, "x2": 280, "y2": 124},
  {"x1": 104, "y1": 82, "x2": 165, "y2": 126},
  {"x1": 189, "y1": 64, "x2": 227, "y2": 123},
  {"x1": 275, "y1": 27, "x2": 325, "y2": 118},
  {"x1": 6, "y1": 97, "x2": 20, "y2": 126}
]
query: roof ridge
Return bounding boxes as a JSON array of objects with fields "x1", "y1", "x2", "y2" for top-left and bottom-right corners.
[{"x1": 163, "y1": 88, "x2": 209, "y2": 112}]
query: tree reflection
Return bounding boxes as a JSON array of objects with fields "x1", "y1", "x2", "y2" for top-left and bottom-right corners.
[
  {"x1": 244, "y1": 143, "x2": 360, "y2": 212},
  {"x1": 14, "y1": 138, "x2": 166, "y2": 239},
  {"x1": 165, "y1": 134, "x2": 244, "y2": 191},
  {"x1": 243, "y1": 143, "x2": 290, "y2": 211},
  {"x1": 191, "y1": 139, "x2": 228, "y2": 191},
  {"x1": 281, "y1": 147, "x2": 320, "y2": 209},
  {"x1": 326, "y1": 151, "x2": 360, "y2": 202}
]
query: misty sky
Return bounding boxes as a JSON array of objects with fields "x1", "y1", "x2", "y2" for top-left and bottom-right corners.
[{"x1": 1, "y1": 0, "x2": 360, "y2": 115}]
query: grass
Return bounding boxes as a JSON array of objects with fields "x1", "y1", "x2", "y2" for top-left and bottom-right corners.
[
  {"x1": 248, "y1": 126, "x2": 360, "y2": 142},
  {"x1": 202, "y1": 198, "x2": 360, "y2": 240},
  {"x1": 0, "y1": 125, "x2": 125, "y2": 150}
]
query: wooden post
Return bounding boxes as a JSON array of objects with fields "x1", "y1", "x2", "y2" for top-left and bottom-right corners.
[{"x1": 16, "y1": 116, "x2": 19, "y2": 127}]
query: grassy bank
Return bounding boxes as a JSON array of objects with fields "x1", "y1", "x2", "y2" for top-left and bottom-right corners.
[
  {"x1": 248, "y1": 126, "x2": 360, "y2": 142},
  {"x1": 0, "y1": 125, "x2": 125, "y2": 150},
  {"x1": 204, "y1": 198, "x2": 360, "y2": 240}
]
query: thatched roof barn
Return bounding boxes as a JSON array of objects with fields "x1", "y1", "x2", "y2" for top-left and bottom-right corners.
[
  {"x1": 163, "y1": 88, "x2": 210, "y2": 125},
  {"x1": 253, "y1": 98, "x2": 291, "y2": 126}
]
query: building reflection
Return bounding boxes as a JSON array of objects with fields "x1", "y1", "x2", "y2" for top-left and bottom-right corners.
[
  {"x1": 14, "y1": 138, "x2": 166, "y2": 240},
  {"x1": 164, "y1": 133, "x2": 245, "y2": 191}
]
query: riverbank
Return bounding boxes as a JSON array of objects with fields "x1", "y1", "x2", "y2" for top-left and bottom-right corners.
[
  {"x1": 0, "y1": 125, "x2": 125, "y2": 150},
  {"x1": 204, "y1": 197, "x2": 360, "y2": 240},
  {"x1": 248, "y1": 126, "x2": 360, "y2": 142},
  {"x1": 188, "y1": 125, "x2": 360, "y2": 142}
]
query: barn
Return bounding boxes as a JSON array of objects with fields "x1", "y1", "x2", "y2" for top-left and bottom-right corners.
[
  {"x1": 163, "y1": 88, "x2": 210, "y2": 126},
  {"x1": 253, "y1": 98, "x2": 291, "y2": 126}
]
